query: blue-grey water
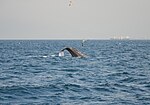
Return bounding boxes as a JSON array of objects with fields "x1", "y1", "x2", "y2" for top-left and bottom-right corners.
[{"x1": 0, "y1": 40, "x2": 150, "y2": 105}]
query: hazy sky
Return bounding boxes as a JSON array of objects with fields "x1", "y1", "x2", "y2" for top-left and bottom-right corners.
[{"x1": 0, "y1": 0, "x2": 150, "y2": 39}]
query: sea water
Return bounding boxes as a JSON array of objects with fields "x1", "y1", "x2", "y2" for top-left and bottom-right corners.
[{"x1": 0, "y1": 40, "x2": 150, "y2": 104}]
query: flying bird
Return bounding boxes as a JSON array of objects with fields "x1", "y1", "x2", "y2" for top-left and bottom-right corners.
[{"x1": 69, "y1": 0, "x2": 73, "y2": 7}]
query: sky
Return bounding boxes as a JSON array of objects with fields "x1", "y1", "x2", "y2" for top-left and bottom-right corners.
[{"x1": 0, "y1": 0, "x2": 150, "y2": 39}]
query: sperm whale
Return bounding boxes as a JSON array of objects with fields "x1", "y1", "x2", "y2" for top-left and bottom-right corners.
[{"x1": 59, "y1": 47, "x2": 86, "y2": 57}]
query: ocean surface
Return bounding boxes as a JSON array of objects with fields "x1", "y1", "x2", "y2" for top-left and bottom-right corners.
[{"x1": 0, "y1": 40, "x2": 150, "y2": 105}]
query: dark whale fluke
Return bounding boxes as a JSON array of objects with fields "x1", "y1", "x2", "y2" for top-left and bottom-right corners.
[{"x1": 59, "y1": 47, "x2": 86, "y2": 57}]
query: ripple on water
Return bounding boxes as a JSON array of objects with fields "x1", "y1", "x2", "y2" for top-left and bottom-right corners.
[{"x1": 0, "y1": 40, "x2": 150, "y2": 104}]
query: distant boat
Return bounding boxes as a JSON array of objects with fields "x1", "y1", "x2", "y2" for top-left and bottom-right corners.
[
  {"x1": 110, "y1": 36, "x2": 130, "y2": 40},
  {"x1": 82, "y1": 39, "x2": 86, "y2": 46}
]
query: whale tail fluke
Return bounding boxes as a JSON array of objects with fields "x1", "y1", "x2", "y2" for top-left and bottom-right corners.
[{"x1": 59, "y1": 47, "x2": 86, "y2": 57}]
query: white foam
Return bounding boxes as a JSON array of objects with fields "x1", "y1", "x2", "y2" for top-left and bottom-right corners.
[
  {"x1": 43, "y1": 56, "x2": 48, "y2": 58},
  {"x1": 59, "y1": 51, "x2": 64, "y2": 57},
  {"x1": 51, "y1": 55, "x2": 56, "y2": 57}
]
